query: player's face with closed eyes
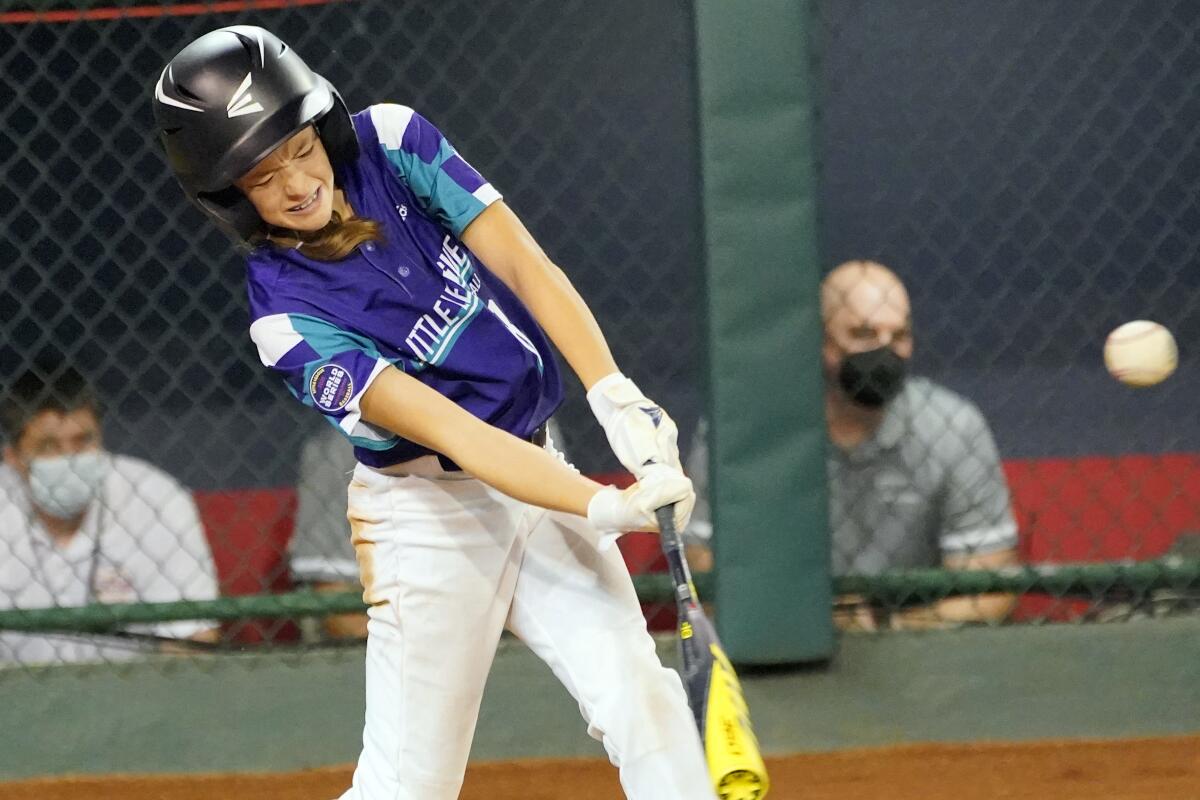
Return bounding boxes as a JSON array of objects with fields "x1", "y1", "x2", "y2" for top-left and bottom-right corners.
[{"x1": 236, "y1": 127, "x2": 336, "y2": 232}]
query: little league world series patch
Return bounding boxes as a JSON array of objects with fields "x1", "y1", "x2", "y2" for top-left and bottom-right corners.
[{"x1": 310, "y1": 364, "x2": 354, "y2": 412}]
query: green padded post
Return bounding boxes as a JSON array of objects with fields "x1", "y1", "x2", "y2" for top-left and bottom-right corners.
[{"x1": 694, "y1": 0, "x2": 833, "y2": 663}]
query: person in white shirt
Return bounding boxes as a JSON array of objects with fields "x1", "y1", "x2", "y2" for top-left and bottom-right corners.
[{"x1": 0, "y1": 366, "x2": 219, "y2": 664}]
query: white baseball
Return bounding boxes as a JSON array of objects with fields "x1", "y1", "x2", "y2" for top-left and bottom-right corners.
[{"x1": 1103, "y1": 320, "x2": 1178, "y2": 387}]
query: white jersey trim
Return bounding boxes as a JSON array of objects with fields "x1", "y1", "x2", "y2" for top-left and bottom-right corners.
[
  {"x1": 249, "y1": 314, "x2": 304, "y2": 368},
  {"x1": 369, "y1": 103, "x2": 416, "y2": 150},
  {"x1": 339, "y1": 357, "x2": 391, "y2": 433},
  {"x1": 473, "y1": 184, "x2": 502, "y2": 206}
]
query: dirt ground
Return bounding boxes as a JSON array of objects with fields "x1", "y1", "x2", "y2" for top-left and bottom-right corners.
[{"x1": 2, "y1": 734, "x2": 1197, "y2": 800}]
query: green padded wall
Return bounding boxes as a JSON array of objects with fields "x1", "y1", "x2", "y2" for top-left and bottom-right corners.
[{"x1": 695, "y1": 0, "x2": 833, "y2": 662}]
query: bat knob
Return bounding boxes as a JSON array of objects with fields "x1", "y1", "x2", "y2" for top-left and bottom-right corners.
[{"x1": 717, "y1": 770, "x2": 766, "y2": 800}]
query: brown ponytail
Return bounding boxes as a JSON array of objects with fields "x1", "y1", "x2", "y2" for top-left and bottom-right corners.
[{"x1": 256, "y1": 210, "x2": 383, "y2": 261}]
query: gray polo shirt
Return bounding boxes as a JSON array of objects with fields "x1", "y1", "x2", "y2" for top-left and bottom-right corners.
[
  {"x1": 830, "y1": 377, "x2": 1018, "y2": 575},
  {"x1": 683, "y1": 378, "x2": 1017, "y2": 574},
  {"x1": 290, "y1": 425, "x2": 360, "y2": 585}
]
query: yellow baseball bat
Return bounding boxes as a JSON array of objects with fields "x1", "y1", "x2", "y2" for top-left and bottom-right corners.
[{"x1": 656, "y1": 506, "x2": 769, "y2": 799}]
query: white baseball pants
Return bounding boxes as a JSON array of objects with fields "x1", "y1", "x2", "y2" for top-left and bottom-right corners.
[{"x1": 336, "y1": 457, "x2": 716, "y2": 800}]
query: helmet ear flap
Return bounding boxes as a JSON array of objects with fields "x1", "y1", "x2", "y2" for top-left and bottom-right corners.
[
  {"x1": 197, "y1": 186, "x2": 264, "y2": 242},
  {"x1": 315, "y1": 81, "x2": 359, "y2": 166}
]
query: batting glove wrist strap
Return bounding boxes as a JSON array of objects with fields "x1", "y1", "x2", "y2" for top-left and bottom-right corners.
[
  {"x1": 587, "y1": 372, "x2": 681, "y2": 478},
  {"x1": 586, "y1": 372, "x2": 642, "y2": 427}
]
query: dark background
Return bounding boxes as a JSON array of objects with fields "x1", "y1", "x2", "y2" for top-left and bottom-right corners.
[
  {"x1": 1, "y1": 0, "x2": 704, "y2": 487},
  {"x1": 816, "y1": 0, "x2": 1200, "y2": 458},
  {"x1": 2, "y1": 0, "x2": 1197, "y2": 491}
]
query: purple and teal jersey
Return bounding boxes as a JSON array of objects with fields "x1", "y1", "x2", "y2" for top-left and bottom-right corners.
[{"x1": 246, "y1": 104, "x2": 562, "y2": 469}]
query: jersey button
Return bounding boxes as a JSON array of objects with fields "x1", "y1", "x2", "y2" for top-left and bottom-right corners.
[{"x1": 364, "y1": 244, "x2": 375, "y2": 252}]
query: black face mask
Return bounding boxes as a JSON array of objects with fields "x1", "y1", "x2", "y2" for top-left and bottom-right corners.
[{"x1": 837, "y1": 346, "x2": 908, "y2": 408}]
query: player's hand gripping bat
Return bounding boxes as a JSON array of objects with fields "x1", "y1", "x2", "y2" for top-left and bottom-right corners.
[{"x1": 656, "y1": 505, "x2": 770, "y2": 800}]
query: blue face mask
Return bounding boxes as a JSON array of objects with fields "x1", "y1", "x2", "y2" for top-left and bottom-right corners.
[{"x1": 27, "y1": 451, "x2": 108, "y2": 519}]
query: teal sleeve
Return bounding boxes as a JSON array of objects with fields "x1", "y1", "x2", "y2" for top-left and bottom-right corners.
[{"x1": 369, "y1": 104, "x2": 503, "y2": 236}]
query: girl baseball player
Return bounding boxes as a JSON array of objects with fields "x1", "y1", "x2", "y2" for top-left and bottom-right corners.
[{"x1": 153, "y1": 26, "x2": 716, "y2": 800}]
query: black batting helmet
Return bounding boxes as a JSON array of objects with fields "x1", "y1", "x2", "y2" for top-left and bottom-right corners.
[{"x1": 152, "y1": 26, "x2": 358, "y2": 241}]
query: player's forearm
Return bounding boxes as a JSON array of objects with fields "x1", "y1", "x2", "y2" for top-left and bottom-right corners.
[
  {"x1": 443, "y1": 424, "x2": 602, "y2": 517},
  {"x1": 461, "y1": 202, "x2": 618, "y2": 389},
  {"x1": 360, "y1": 368, "x2": 601, "y2": 516},
  {"x1": 515, "y1": 260, "x2": 619, "y2": 390}
]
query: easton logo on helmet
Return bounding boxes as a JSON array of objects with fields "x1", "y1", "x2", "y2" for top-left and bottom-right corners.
[{"x1": 227, "y1": 73, "x2": 264, "y2": 118}]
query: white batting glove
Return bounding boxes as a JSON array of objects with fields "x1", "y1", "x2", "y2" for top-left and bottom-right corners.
[
  {"x1": 587, "y1": 372, "x2": 681, "y2": 479},
  {"x1": 586, "y1": 466, "x2": 696, "y2": 551}
]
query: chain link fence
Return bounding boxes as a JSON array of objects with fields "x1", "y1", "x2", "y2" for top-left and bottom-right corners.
[
  {"x1": 813, "y1": 0, "x2": 1200, "y2": 628},
  {"x1": 3, "y1": 0, "x2": 1200, "y2": 668},
  {"x1": 0, "y1": 0, "x2": 702, "y2": 666}
]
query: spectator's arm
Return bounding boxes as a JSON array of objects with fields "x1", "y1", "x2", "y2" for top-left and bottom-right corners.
[
  {"x1": 890, "y1": 547, "x2": 1019, "y2": 629},
  {"x1": 935, "y1": 547, "x2": 1019, "y2": 622},
  {"x1": 833, "y1": 594, "x2": 879, "y2": 632},
  {"x1": 890, "y1": 401, "x2": 1020, "y2": 629},
  {"x1": 938, "y1": 402, "x2": 1018, "y2": 554},
  {"x1": 313, "y1": 580, "x2": 369, "y2": 640},
  {"x1": 188, "y1": 627, "x2": 221, "y2": 644},
  {"x1": 155, "y1": 625, "x2": 221, "y2": 655},
  {"x1": 684, "y1": 543, "x2": 714, "y2": 573}
]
